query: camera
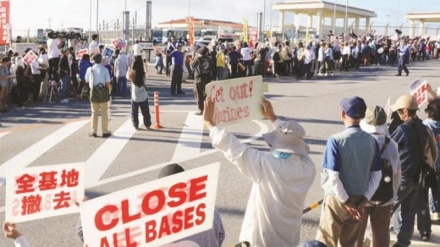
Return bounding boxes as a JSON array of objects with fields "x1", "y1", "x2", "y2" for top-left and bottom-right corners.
[{"x1": 395, "y1": 29, "x2": 402, "y2": 35}]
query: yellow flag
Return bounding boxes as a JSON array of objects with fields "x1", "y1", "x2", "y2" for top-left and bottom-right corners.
[{"x1": 243, "y1": 18, "x2": 248, "y2": 42}]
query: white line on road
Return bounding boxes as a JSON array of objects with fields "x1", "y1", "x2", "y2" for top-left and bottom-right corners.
[
  {"x1": 0, "y1": 131, "x2": 10, "y2": 139},
  {"x1": 91, "y1": 120, "x2": 269, "y2": 188},
  {"x1": 171, "y1": 112, "x2": 205, "y2": 162},
  {"x1": 85, "y1": 118, "x2": 136, "y2": 188},
  {"x1": 0, "y1": 120, "x2": 89, "y2": 187}
]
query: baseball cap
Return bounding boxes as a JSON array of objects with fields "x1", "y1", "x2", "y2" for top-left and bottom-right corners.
[
  {"x1": 340, "y1": 96, "x2": 367, "y2": 119},
  {"x1": 390, "y1": 94, "x2": 418, "y2": 111}
]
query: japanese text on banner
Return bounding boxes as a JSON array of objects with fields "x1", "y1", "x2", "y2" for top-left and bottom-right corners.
[
  {"x1": 5, "y1": 163, "x2": 85, "y2": 223},
  {"x1": 205, "y1": 76, "x2": 268, "y2": 126},
  {"x1": 409, "y1": 78, "x2": 428, "y2": 107},
  {"x1": 80, "y1": 163, "x2": 220, "y2": 247}
]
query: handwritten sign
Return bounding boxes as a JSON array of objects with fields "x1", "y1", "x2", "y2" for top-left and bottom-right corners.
[
  {"x1": 22, "y1": 50, "x2": 38, "y2": 65},
  {"x1": 80, "y1": 163, "x2": 220, "y2": 247},
  {"x1": 76, "y1": 48, "x2": 88, "y2": 60},
  {"x1": 409, "y1": 78, "x2": 428, "y2": 106},
  {"x1": 205, "y1": 76, "x2": 267, "y2": 126},
  {"x1": 5, "y1": 163, "x2": 85, "y2": 223}
]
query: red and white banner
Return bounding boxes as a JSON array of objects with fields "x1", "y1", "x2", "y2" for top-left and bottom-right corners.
[
  {"x1": 5, "y1": 163, "x2": 85, "y2": 223},
  {"x1": 76, "y1": 48, "x2": 88, "y2": 60},
  {"x1": 80, "y1": 163, "x2": 220, "y2": 247},
  {"x1": 0, "y1": 0, "x2": 10, "y2": 45},
  {"x1": 205, "y1": 76, "x2": 268, "y2": 126},
  {"x1": 22, "y1": 50, "x2": 38, "y2": 65},
  {"x1": 409, "y1": 78, "x2": 428, "y2": 107}
]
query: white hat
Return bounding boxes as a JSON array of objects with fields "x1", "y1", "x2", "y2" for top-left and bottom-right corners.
[{"x1": 262, "y1": 120, "x2": 309, "y2": 155}]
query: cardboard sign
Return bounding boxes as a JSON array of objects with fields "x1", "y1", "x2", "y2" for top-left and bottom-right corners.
[
  {"x1": 5, "y1": 163, "x2": 85, "y2": 223},
  {"x1": 22, "y1": 50, "x2": 38, "y2": 65},
  {"x1": 102, "y1": 46, "x2": 114, "y2": 58},
  {"x1": 409, "y1": 78, "x2": 428, "y2": 107},
  {"x1": 112, "y1": 37, "x2": 122, "y2": 48},
  {"x1": 205, "y1": 76, "x2": 268, "y2": 126},
  {"x1": 80, "y1": 163, "x2": 220, "y2": 247},
  {"x1": 76, "y1": 48, "x2": 88, "y2": 60}
]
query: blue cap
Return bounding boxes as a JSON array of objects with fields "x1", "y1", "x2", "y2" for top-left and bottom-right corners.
[
  {"x1": 340, "y1": 96, "x2": 366, "y2": 119},
  {"x1": 300, "y1": 240, "x2": 327, "y2": 247}
]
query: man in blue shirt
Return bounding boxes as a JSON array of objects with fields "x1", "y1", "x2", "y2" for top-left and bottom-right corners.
[
  {"x1": 396, "y1": 39, "x2": 410, "y2": 76},
  {"x1": 169, "y1": 44, "x2": 185, "y2": 96},
  {"x1": 317, "y1": 96, "x2": 381, "y2": 247}
]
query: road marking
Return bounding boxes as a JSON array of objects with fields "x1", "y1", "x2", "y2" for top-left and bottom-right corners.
[
  {"x1": 91, "y1": 120, "x2": 269, "y2": 188},
  {"x1": 0, "y1": 131, "x2": 10, "y2": 139},
  {"x1": 85, "y1": 118, "x2": 136, "y2": 188},
  {"x1": 171, "y1": 112, "x2": 205, "y2": 162},
  {"x1": 0, "y1": 120, "x2": 90, "y2": 187}
]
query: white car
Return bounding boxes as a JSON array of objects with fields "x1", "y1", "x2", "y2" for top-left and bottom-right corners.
[{"x1": 194, "y1": 37, "x2": 213, "y2": 47}]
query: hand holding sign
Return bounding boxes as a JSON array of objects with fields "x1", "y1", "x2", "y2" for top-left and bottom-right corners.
[
  {"x1": 260, "y1": 98, "x2": 277, "y2": 122},
  {"x1": 2, "y1": 222, "x2": 22, "y2": 240}
]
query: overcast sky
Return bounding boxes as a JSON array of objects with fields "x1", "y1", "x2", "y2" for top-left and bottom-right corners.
[{"x1": 10, "y1": 0, "x2": 440, "y2": 35}]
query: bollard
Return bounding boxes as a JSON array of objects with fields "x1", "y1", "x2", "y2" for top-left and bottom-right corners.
[{"x1": 152, "y1": 91, "x2": 164, "y2": 129}]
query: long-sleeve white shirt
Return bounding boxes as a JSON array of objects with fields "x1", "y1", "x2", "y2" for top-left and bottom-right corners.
[{"x1": 209, "y1": 120, "x2": 316, "y2": 247}]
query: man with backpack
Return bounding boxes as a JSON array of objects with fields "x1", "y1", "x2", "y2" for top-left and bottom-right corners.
[
  {"x1": 192, "y1": 47, "x2": 212, "y2": 115},
  {"x1": 356, "y1": 106, "x2": 401, "y2": 247},
  {"x1": 390, "y1": 95, "x2": 438, "y2": 246}
]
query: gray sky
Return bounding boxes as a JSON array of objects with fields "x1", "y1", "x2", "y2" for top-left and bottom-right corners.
[{"x1": 9, "y1": 0, "x2": 440, "y2": 35}]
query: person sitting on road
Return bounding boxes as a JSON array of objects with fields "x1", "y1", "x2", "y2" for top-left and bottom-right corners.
[{"x1": 203, "y1": 98, "x2": 316, "y2": 246}]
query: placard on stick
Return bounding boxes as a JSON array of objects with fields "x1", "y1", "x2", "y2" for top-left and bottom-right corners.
[
  {"x1": 409, "y1": 78, "x2": 428, "y2": 107},
  {"x1": 5, "y1": 163, "x2": 85, "y2": 223},
  {"x1": 22, "y1": 50, "x2": 38, "y2": 65},
  {"x1": 205, "y1": 76, "x2": 268, "y2": 126},
  {"x1": 80, "y1": 163, "x2": 220, "y2": 247}
]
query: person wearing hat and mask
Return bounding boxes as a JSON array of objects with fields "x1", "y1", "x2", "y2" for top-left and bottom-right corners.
[
  {"x1": 203, "y1": 98, "x2": 315, "y2": 246},
  {"x1": 355, "y1": 106, "x2": 401, "y2": 247},
  {"x1": 317, "y1": 96, "x2": 382, "y2": 247},
  {"x1": 390, "y1": 95, "x2": 437, "y2": 246}
]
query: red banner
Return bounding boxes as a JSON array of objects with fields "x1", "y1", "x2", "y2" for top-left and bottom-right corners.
[
  {"x1": 0, "y1": 0, "x2": 10, "y2": 45},
  {"x1": 188, "y1": 17, "x2": 195, "y2": 46}
]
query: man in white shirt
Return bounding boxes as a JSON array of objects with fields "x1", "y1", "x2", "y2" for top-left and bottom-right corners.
[
  {"x1": 303, "y1": 45, "x2": 316, "y2": 79},
  {"x1": 46, "y1": 32, "x2": 62, "y2": 82},
  {"x1": 88, "y1": 34, "x2": 100, "y2": 55},
  {"x1": 203, "y1": 98, "x2": 316, "y2": 247},
  {"x1": 240, "y1": 42, "x2": 253, "y2": 76},
  {"x1": 114, "y1": 51, "x2": 129, "y2": 97},
  {"x1": 133, "y1": 39, "x2": 142, "y2": 59}
]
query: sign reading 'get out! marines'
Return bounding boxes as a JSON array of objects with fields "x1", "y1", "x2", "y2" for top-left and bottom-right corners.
[
  {"x1": 205, "y1": 76, "x2": 268, "y2": 126},
  {"x1": 80, "y1": 163, "x2": 220, "y2": 247}
]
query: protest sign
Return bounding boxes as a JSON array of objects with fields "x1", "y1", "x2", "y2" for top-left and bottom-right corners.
[
  {"x1": 205, "y1": 76, "x2": 268, "y2": 126},
  {"x1": 5, "y1": 163, "x2": 85, "y2": 223},
  {"x1": 22, "y1": 50, "x2": 38, "y2": 65},
  {"x1": 409, "y1": 78, "x2": 428, "y2": 106},
  {"x1": 80, "y1": 163, "x2": 220, "y2": 247},
  {"x1": 102, "y1": 46, "x2": 114, "y2": 58},
  {"x1": 76, "y1": 48, "x2": 88, "y2": 60},
  {"x1": 112, "y1": 37, "x2": 122, "y2": 48}
]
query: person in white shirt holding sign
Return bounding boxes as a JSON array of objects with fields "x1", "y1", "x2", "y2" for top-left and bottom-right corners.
[{"x1": 203, "y1": 98, "x2": 316, "y2": 246}]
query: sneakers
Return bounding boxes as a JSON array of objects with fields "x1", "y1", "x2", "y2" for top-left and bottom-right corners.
[
  {"x1": 88, "y1": 133, "x2": 98, "y2": 138},
  {"x1": 61, "y1": 99, "x2": 69, "y2": 103},
  {"x1": 102, "y1": 132, "x2": 112, "y2": 138},
  {"x1": 406, "y1": 71, "x2": 410, "y2": 76},
  {"x1": 432, "y1": 212, "x2": 440, "y2": 221},
  {"x1": 421, "y1": 234, "x2": 430, "y2": 241}
]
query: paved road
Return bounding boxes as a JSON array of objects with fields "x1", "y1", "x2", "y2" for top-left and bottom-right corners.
[{"x1": 0, "y1": 60, "x2": 439, "y2": 246}]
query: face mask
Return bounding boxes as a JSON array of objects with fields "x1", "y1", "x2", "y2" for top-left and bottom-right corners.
[{"x1": 272, "y1": 150, "x2": 292, "y2": 159}]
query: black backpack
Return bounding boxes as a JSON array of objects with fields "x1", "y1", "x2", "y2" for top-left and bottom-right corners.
[
  {"x1": 369, "y1": 137, "x2": 394, "y2": 206},
  {"x1": 273, "y1": 52, "x2": 281, "y2": 62},
  {"x1": 197, "y1": 56, "x2": 212, "y2": 81}
]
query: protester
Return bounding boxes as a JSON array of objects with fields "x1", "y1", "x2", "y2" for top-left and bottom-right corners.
[
  {"x1": 128, "y1": 57, "x2": 151, "y2": 130},
  {"x1": 154, "y1": 48, "x2": 164, "y2": 74},
  {"x1": 228, "y1": 46, "x2": 241, "y2": 78},
  {"x1": 203, "y1": 97, "x2": 315, "y2": 246},
  {"x1": 216, "y1": 48, "x2": 226, "y2": 80},
  {"x1": 390, "y1": 94, "x2": 437, "y2": 246},
  {"x1": 30, "y1": 52, "x2": 42, "y2": 102},
  {"x1": 423, "y1": 98, "x2": 440, "y2": 222},
  {"x1": 317, "y1": 96, "x2": 381, "y2": 247},
  {"x1": 169, "y1": 43, "x2": 185, "y2": 96},
  {"x1": 0, "y1": 57, "x2": 14, "y2": 113},
  {"x1": 88, "y1": 34, "x2": 100, "y2": 55},
  {"x1": 85, "y1": 54, "x2": 112, "y2": 138},
  {"x1": 166, "y1": 36, "x2": 178, "y2": 76},
  {"x1": 59, "y1": 49, "x2": 71, "y2": 103},
  {"x1": 47, "y1": 32, "x2": 62, "y2": 83},
  {"x1": 356, "y1": 106, "x2": 401, "y2": 247},
  {"x1": 192, "y1": 47, "x2": 212, "y2": 115},
  {"x1": 78, "y1": 54, "x2": 93, "y2": 99},
  {"x1": 114, "y1": 51, "x2": 129, "y2": 97},
  {"x1": 396, "y1": 39, "x2": 410, "y2": 76},
  {"x1": 3, "y1": 222, "x2": 32, "y2": 247},
  {"x1": 14, "y1": 56, "x2": 27, "y2": 109}
]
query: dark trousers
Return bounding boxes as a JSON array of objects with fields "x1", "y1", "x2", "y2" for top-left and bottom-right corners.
[
  {"x1": 171, "y1": 65, "x2": 183, "y2": 94},
  {"x1": 194, "y1": 81, "x2": 209, "y2": 111},
  {"x1": 131, "y1": 99, "x2": 151, "y2": 128},
  {"x1": 397, "y1": 57, "x2": 409, "y2": 75},
  {"x1": 430, "y1": 172, "x2": 440, "y2": 212},
  {"x1": 48, "y1": 57, "x2": 60, "y2": 82},
  {"x1": 304, "y1": 63, "x2": 312, "y2": 79},
  {"x1": 16, "y1": 82, "x2": 28, "y2": 107},
  {"x1": 166, "y1": 57, "x2": 172, "y2": 76},
  {"x1": 341, "y1": 55, "x2": 349, "y2": 71},
  {"x1": 393, "y1": 178, "x2": 419, "y2": 246},
  {"x1": 283, "y1": 59, "x2": 291, "y2": 75},
  {"x1": 230, "y1": 63, "x2": 238, "y2": 78},
  {"x1": 31, "y1": 74, "x2": 41, "y2": 101},
  {"x1": 244, "y1": 60, "x2": 253, "y2": 76},
  {"x1": 417, "y1": 184, "x2": 431, "y2": 237}
]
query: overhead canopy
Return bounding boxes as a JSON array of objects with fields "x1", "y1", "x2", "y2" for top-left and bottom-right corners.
[{"x1": 404, "y1": 12, "x2": 440, "y2": 37}]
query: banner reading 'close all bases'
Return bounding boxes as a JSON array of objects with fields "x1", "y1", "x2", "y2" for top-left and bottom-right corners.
[{"x1": 80, "y1": 163, "x2": 220, "y2": 247}]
